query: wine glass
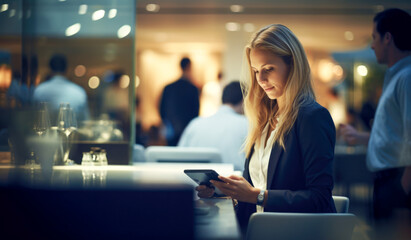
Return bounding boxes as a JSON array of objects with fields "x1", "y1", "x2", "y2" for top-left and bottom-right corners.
[{"x1": 57, "y1": 103, "x2": 77, "y2": 165}]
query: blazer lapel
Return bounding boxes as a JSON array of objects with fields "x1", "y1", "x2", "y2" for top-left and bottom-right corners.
[
  {"x1": 266, "y1": 142, "x2": 284, "y2": 190},
  {"x1": 243, "y1": 146, "x2": 255, "y2": 184}
]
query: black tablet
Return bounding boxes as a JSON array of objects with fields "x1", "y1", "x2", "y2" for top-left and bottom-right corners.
[{"x1": 184, "y1": 169, "x2": 224, "y2": 187}]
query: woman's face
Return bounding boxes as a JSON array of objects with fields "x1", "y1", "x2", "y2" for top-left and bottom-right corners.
[{"x1": 249, "y1": 48, "x2": 290, "y2": 100}]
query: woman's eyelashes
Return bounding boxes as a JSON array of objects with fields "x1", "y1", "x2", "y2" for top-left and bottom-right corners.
[
  {"x1": 253, "y1": 67, "x2": 274, "y2": 74},
  {"x1": 264, "y1": 67, "x2": 274, "y2": 73}
]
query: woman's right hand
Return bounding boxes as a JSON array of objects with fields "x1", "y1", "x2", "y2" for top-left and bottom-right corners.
[{"x1": 195, "y1": 185, "x2": 215, "y2": 198}]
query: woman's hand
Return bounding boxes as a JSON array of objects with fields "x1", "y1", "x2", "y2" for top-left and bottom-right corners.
[
  {"x1": 211, "y1": 175, "x2": 259, "y2": 203},
  {"x1": 338, "y1": 124, "x2": 370, "y2": 145},
  {"x1": 195, "y1": 185, "x2": 215, "y2": 198}
]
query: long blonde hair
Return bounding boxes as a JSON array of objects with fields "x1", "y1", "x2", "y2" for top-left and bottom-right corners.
[{"x1": 241, "y1": 24, "x2": 315, "y2": 156}]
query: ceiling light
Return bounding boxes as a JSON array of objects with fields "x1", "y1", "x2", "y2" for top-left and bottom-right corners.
[
  {"x1": 1, "y1": 4, "x2": 8, "y2": 12},
  {"x1": 78, "y1": 4, "x2": 87, "y2": 15},
  {"x1": 92, "y1": 9, "x2": 105, "y2": 21},
  {"x1": 65, "y1": 23, "x2": 81, "y2": 37},
  {"x1": 88, "y1": 76, "x2": 100, "y2": 89},
  {"x1": 344, "y1": 31, "x2": 354, "y2": 41},
  {"x1": 108, "y1": 9, "x2": 117, "y2": 19},
  {"x1": 74, "y1": 65, "x2": 87, "y2": 77},
  {"x1": 230, "y1": 5, "x2": 244, "y2": 13},
  {"x1": 226, "y1": 22, "x2": 241, "y2": 32},
  {"x1": 117, "y1": 25, "x2": 131, "y2": 38},
  {"x1": 146, "y1": 4, "x2": 160, "y2": 12}
]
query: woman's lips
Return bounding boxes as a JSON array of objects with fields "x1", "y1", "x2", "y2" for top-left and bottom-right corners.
[{"x1": 264, "y1": 86, "x2": 274, "y2": 91}]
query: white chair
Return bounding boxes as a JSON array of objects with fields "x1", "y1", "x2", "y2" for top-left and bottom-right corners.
[
  {"x1": 246, "y1": 212, "x2": 356, "y2": 240},
  {"x1": 333, "y1": 196, "x2": 350, "y2": 213},
  {"x1": 144, "y1": 146, "x2": 223, "y2": 163}
]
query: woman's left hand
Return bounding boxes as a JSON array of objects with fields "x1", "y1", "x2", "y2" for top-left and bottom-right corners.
[{"x1": 210, "y1": 175, "x2": 259, "y2": 203}]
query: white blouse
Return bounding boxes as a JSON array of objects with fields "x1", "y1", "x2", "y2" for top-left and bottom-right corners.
[{"x1": 249, "y1": 122, "x2": 278, "y2": 212}]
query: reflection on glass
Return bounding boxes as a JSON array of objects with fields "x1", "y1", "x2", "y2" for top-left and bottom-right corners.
[
  {"x1": 81, "y1": 150, "x2": 107, "y2": 187},
  {"x1": 33, "y1": 102, "x2": 51, "y2": 137},
  {"x1": 0, "y1": 0, "x2": 135, "y2": 165},
  {"x1": 57, "y1": 103, "x2": 78, "y2": 165}
]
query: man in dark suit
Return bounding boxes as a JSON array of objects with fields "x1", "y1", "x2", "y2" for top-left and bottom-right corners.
[{"x1": 159, "y1": 57, "x2": 200, "y2": 146}]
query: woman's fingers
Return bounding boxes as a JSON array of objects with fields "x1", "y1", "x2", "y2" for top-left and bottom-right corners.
[
  {"x1": 195, "y1": 184, "x2": 215, "y2": 198},
  {"x1": 217, "y1": 175, "x2": 242, "y2": 184},
  {"x1": 195, "y1": 185, "x2": 208, "y2": 191},
  {"x1": 227, "y1": 175, "x2": 243, "y2": 180}
]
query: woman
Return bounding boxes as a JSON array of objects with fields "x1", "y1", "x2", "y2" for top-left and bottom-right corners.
[{"x1": 197, "y1": 24, "x2": 337, "y2": 230}]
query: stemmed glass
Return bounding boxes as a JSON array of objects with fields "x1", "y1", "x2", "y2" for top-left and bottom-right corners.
[
  {"x1": 57, "y1": 103, "x2": 78, "y2": 165},
  {"x1": 28, "y1": 102, "x2": 51, "y2": 169}
]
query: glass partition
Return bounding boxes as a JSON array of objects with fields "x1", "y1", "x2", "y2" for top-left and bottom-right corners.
[{"x1": 0, "y1": 0, "x2": 136, "y2": 165}]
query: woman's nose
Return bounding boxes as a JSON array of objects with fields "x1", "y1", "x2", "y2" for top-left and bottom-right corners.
[{"x1": 257, "y1": 72, "x2": 266, "y2": 82}]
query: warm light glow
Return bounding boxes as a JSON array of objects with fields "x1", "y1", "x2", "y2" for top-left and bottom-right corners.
[
  {"x1": 244, "y1": 23, "x2": 255, "y2": 32},
  {"x1": 74, "y1": 65, "x2": 86, "y2": 77},
  {"x1": 65, "y1": 23, "x2": 81, "y2": 37},
  {"x1": 135, "y1": 75, "x2": 141, "y2": 88},
  {"x1": 1, "y1": 4, "x2": 8, "y2": 12},
  {"x1": 333, "y1": 65, "x2": 344, "y2": 79},
  {"x1": 0, "y1": 65, "x2": 12, "y2": 89},
  {"x1": 201, "y1": 80, "x2": 222, "y2": 117},
  {"x1": 344, "y1": 31, "x2": 354, "y2": 41},
  {"x1": 230, "y1": 5, "x2": 244, "y2": 13},
  {"x1": 78, "y1": 4, "x2": 87, "y2": 15},
  {"x1": 357, "y1": 65, "x2": 368, "y2": 77},
  {"x1": 226, "y1": 22, "x2": 240, "y2": 32},
  {"x1": 318, "y1": 60, "x2": 334, "y2": 83},
  {"x1": 88, "y1": 76, "x2": 100, "y2": 89},
  {"x1": 117, "y1": 25, "x2": 131, "y2": 38},
  {"x1": 146, "y1": 4, "x2": 160, "y2": 12},
  {"x1": 108, "y1": 9, "x2": 117, "y2": 19},
  {"x1": 92, "y1": 9, "x2": 105, "y2": 21},
  {"x1": 119, "y1": 75, "x2": 130, "y2": 89}
]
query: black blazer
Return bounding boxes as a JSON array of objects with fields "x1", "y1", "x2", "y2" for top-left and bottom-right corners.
[{"x1": 236, "y1": 101, "x2": 337, "y2": 230}]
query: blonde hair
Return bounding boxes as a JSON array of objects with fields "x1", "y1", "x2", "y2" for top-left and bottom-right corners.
[{"x1": 241, "y1": 24, "x2": 315, "y2": 156}]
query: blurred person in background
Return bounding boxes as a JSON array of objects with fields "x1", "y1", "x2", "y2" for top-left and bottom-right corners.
[
  {"x1": 178, "y1": 81, "x2": 248, "y2": 171},
  {"x1": 33, "y1": 54, "x2": 89, "y2": 124},
  {"x1": 196, "y1": 24, "x2": 336, "y2": 232},
  {"x1": 359, "y1": 86, "x2": 382, "y2": 131},
  {"x1": 102, "y1": 70, "x2": 129, "y2": 137},
  {"x1": 159, "y1": 57, "x2": 199, "y2": 146},
  {"x1": 339, "y1": 8, "x2": 411, "y2": 220}
]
